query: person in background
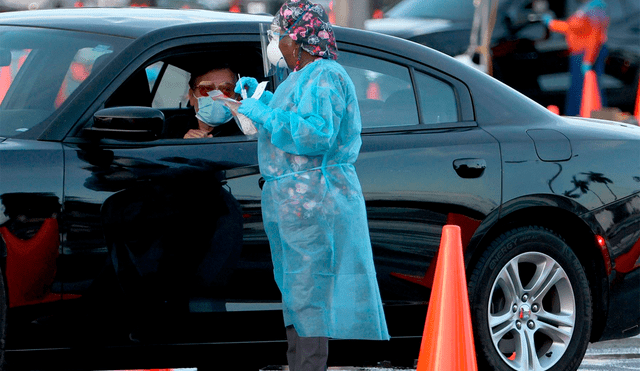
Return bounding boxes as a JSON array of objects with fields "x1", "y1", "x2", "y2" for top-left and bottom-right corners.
[
  {"x1": 236, "y1": 1, "x2": 389, "y2": 370},
  {"x1": 542, "y1": 0, "x2": 609, "y2": 116},
  {"x1": 165, "y1": 65, "x2": 242, "y2": 139}
]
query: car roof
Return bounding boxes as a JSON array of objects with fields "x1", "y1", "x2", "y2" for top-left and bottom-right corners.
[{"x1": 0, "y1": 8, "x2": 272, "y2": 38}]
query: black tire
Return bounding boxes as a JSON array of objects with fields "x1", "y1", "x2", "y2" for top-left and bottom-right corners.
[{"x1": 468, "y1": 226, "x2": 592, "y2": 371}]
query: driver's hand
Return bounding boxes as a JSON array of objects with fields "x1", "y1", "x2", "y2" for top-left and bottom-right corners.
[{"x1": 183, "y1": 129, "x2": 213, "y2": 139}]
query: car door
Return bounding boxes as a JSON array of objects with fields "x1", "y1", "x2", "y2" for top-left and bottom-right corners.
[
  {"x1": 59, "y1": 35, "x2": 285, "y2": 347},
  {"x1": 335, "y1": 46, "x2": 502, "y2": 337}
]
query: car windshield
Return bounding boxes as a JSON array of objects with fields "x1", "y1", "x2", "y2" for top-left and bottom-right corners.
[
  {"x1": 386, "y1": 0, "x2": 475, "y2": 21},
  {"x1": 0, "y1": 26, "x2": 130, "y2": 138}
]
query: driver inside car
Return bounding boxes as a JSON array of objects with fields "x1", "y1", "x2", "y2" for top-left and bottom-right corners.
[{"x1": 164, "y1": 64, "x2": 243, "y2": 139}]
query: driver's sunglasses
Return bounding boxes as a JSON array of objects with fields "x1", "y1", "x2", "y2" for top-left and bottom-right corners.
[{"x1": 195, "y1": 81, "x2": 236, "y2": 98}]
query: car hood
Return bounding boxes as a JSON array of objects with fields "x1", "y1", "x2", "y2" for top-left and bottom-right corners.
[{"x1": 363, "y1": 17, "x2": 453, "y2": 39}]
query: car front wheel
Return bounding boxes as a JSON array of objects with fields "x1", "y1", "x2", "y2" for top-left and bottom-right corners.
[{"x1": 468, "y1": 226, "x2": 592, "y2": 371}]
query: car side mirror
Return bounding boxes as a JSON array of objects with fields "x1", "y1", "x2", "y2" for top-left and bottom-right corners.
[
  {"x1": 85, "y1": 106, "x2": 165, "y2": 141},
  {"x1": 0, "y1": 49, "x2": 11, "y2": 67}
]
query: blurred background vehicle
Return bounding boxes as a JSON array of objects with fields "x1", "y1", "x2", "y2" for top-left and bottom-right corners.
[
  {"x1": 0, "y1": 0, "x2": 127, "y2": 10},
  {"x1": 225, "y1": 0, "x2": 333, "y2": 16},
  {"x1": 134, "y1": 0, "x2": 231, "y2": 9},
  {"x1": 364, "y1": 0, "x2": 640, "y2": 116},
  {"x1": 0, "y1": 0, "x2": 230, "y2": 10}
]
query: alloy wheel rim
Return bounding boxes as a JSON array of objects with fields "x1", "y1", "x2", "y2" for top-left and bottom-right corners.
[{"x1": 487, "y1": 251, "x2": 576, "y2": 371}]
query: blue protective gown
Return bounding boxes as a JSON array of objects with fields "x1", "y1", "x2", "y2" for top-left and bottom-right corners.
[{"x1": 258, "y1": 58, "x2": 389, "y2": 340}]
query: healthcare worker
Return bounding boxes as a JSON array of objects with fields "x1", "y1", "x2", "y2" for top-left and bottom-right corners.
[
  {"x1": 236, "y1": 0, "x2": 389, "y2": 369},
  {"x1": 542, "y1": 0, "x2": 609, "y2": 116}
]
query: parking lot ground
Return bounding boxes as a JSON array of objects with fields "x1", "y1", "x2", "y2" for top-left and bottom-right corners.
[
  {"x1": 583, "y1": 333, "x2": 640, "y2": 359},
  {"x1": 578, "y1": 334, "x2": 640, "y2": 370},
  {"x1": 97, "y1": 335, "x2": 640, "y2": 371},
  {"x1": 258, "y1": 335, "x2": 640, "y2": 371}
]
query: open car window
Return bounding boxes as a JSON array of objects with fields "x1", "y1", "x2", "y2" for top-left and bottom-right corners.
[{"x1": 96, "y1": 44, "x2": 266, "y2": 141}]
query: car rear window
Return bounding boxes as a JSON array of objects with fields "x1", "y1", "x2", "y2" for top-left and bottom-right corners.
[
  {"x1": 339, "y1": 51, "x2": 460, "y2": 128},
  {"x1": 340, "y1": 51, "x2": 420, "y2": 129},
  {"x1": 0, "y1": 26, "x2": 130, "y2": 138},
  {"x1": 414, "y1": 71, "x2": 459, "y2": 124}
]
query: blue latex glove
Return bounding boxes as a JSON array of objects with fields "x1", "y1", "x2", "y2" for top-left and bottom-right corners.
[
  {"x1": 238, "y1": 97, "x2": 273, "y2": 127},
  {"x1": 581, "y1": 63, "x2": 593, "y2": 75},
  {"x1": 542, "y1": 14, "x2": 553, "y2": 26},
  {"x1": 260, "y1": 90, "x2": 274, "y2": 105},
  {"x1": 235, "y1": 76, "x2": 259, "y2": 97},
  {"x1": 236, "y1": 77, "x2": 273, "y2": 104}
]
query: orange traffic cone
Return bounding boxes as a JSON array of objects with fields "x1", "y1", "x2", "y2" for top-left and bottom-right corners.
[
  {"x1": 416, "y1": 225, "x2": 477, "y2": 371},
  {"x1": 547, "y1": 105, "x2": 560, "y2": 115},
  {"x1": 366, "y1": 82, "x2": 380, "y2": 100},
  {"x1": 228, "y1": 0, "x2": 240, "y2": 13},
  {"x1": 580, "y1": 70, "x2": 602, "y2": 118},
  {"x1": 389, "y1": 213, "x2": 480, "y2": 289},
  {"x1": 634, "y1": 75, "x2": 639, "y2": 121},
  {"x1": 0, "y1": 65, "x2": 12, "y2": 104},
  {"x1": 0, "y1": 218, "x2": 61, "y2": 307}
]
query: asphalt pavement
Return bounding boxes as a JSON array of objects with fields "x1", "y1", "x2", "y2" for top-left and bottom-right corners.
[
  {"x1": 95, "y1": 334, "x2": 640, "y2": 370},
  {"x1": 578, "y1": 334, "x2": 640, "y2": 371},
  {"x1": 259, "y1": 334, "x2": 640, "y2": 370}
]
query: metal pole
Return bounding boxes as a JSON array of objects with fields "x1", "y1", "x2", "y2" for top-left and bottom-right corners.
[{"x1": 334, "y1": 0, "x2": 370, "y2": 29}]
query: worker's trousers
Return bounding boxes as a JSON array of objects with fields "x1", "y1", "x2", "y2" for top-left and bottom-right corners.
[{"x1": 285, "y1": 325, "x2": 329, "y2": 371}]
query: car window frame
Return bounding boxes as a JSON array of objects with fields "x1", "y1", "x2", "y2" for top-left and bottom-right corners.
[
  {"x1": 61, "y1": 33, "x2": 265, "y2": 145},
  {"x1": 411, "y1": 66, "x2": 473, "y2": 125},
  {"x1": 337, "y1": 43, "x2": 476, "y2": 135},
  {"x1": 59, "y1": 29, "x2": 478, "y2": 144}
]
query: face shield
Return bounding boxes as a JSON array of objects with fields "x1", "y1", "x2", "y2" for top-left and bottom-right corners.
[{"x1": 261, "y1": 22, "x2": 289, "y2": 80}]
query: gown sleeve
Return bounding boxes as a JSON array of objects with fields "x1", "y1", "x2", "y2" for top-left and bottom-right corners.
[{"x1": 263, "y1": 66, "x2": 347, "y2": 156}]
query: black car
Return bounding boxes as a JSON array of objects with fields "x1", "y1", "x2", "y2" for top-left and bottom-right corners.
[
  {"x1": 0, "y1": 8, "x2": 638, "y2": 371},
  {"x1": 364, "y1": 0, "x2": 640, "y2": 116}
]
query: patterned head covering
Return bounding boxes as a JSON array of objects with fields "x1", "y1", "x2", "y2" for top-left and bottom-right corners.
[{"x1": 273, "y1": 0, "x2": 338, "y2": 60}]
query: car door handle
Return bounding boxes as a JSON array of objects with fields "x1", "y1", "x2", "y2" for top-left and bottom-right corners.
[{"x1": 453, "y1": 158, "x2": 486, "y2": 178}]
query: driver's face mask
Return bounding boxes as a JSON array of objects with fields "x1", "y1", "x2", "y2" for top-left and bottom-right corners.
[{"x1": 195, "y1": 93, "x2": 232, "y2": 126}]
